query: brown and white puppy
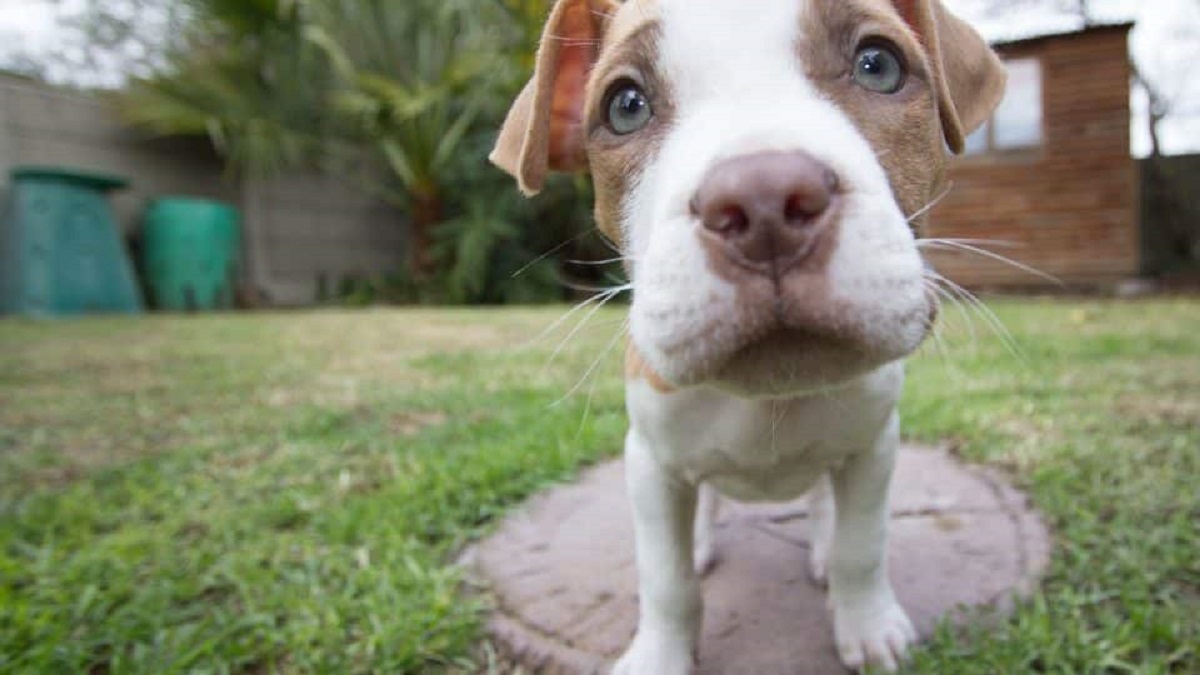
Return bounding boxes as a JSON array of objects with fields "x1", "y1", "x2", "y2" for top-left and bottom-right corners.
[{"x1": 492, "y1": 1, "x2": 1005, "y2": 672}]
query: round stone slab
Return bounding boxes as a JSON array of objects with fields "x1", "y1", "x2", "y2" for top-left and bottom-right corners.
[{"x1": 465, "y1": 445, "x2": 1051, "y2": 674}]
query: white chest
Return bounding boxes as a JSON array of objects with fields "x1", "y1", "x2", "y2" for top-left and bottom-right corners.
[{"x1": 626, "y1": 362, "x2": 905, "y2": 501}]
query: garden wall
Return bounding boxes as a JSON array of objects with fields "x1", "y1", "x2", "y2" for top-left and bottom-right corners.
[
  {"x1": 242, "y1": 174, "x2": 407, "y2": 306},
  {"x1": 0, "y1": 73, "x2": 407, "y2": 306}
]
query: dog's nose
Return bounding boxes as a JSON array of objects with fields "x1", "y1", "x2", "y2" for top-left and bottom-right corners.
[{"x1": 692, "y1": 151, "x2": 838, "y2": 272}]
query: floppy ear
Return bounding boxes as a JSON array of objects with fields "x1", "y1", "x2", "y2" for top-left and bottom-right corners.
[
  {"x1": 490, "y1": 0, "x2": 618, "y2": 195},
  {"x1": 894, "y1": 0, "x2": 1007, "y2": 154}
]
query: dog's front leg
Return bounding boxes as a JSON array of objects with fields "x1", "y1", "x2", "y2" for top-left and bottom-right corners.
[
  {"x1": 615, "y1": 428, "x2": 701, "y2": 675},
  {"x1": 693, "y1": 484, "x2": 720, "y2": 575},
  {"x1": 829, "y1": 411, "x2": 917, "y2": 673}
]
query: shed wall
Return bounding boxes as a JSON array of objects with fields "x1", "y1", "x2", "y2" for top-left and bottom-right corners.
[{"x1": 928, "y1": 27, "x2": 1138, "y2": 287}]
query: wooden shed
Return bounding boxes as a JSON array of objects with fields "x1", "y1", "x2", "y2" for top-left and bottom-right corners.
[{"x1": 928, "y1": 23, "x2": 1138, "y2": 288}]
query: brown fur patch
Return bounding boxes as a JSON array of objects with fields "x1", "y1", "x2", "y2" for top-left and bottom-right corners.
[
  {"x1": 798, "y1": 0, "x2": 1005, "y2": 207},
  {"x1": 584, "y1": 17, "x2": 670, "y2": 246},
  {"x1": 799, "y1": 0, "x2": 948, "y2": 227},
  {"x1": 625, "y1": 342, "x2": 677, "y2": 393},
  {"x1": 800, "y1": 0, "x2": 1005, "y2": 159},
  {"x1": 490, "y1": 0, "x2": 619, "y2": 195}
]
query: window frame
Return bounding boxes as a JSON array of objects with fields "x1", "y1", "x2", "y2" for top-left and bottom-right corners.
[{"x1": 960, "y1": 56, "x2": 1046, "y2": 162}]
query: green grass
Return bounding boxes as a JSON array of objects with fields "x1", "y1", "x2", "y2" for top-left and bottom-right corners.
[{"x1": 0, "y1": 300, "x2": 1196, "y2": 673}]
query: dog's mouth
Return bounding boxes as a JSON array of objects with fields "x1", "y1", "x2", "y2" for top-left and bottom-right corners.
[
  {"x1": 682, "y1": 315, "x2": 885, "y2": 397},
  {"x1": 712, "y1": 328, "x2": 875, "y2": 396},
  {"x1": 644, "y1": 273, "x2": 937, "y2": 397}
]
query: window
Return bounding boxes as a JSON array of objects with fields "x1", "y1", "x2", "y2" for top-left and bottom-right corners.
[{"x1": 965, "y1": 58, "x2": 1044, "y2": 155}]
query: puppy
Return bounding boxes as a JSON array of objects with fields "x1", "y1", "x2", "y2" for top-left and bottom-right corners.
[{"x1": 491, "y1": 1, "x2": 1005, "y2": 672}]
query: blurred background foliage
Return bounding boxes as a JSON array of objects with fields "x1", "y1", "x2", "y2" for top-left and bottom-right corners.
[{"x1": 118, "y1": 0, "x2": 619, "y2": 305}]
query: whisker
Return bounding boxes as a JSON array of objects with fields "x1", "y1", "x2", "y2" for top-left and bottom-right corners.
[
  {"x1": 527, "y1": 285, "x2": 625, "y2": 348},
  {"x1": 926, "y1": 314, "x2": 951, "y2": 364},
  {"x1": 545, "y1": 287, "x2": 628, "y2": 365},
  {"x1": 932, "y1": 282, "x2": 1001, "y2": 359},
  {"x1": 565, "y1": 256, "x2": 634, "y2": 266},
  {"x1": 925, "y1": 276, "x2": 979, "y2": 345},
  {"x1": 574, "y1": 365, "x2": 599, "y2": 439},
  {"x1": 567, "y1": 323, "x2": 621, "y2": 437},
  {"x1": 559, "y1": 281, "x2": 634, "y2": 294},
  {"x1": 917, "y1": 237, "x2": 1022, "y2": 250},
  {"x1": 596, "y1": 230, "x2": 624, "y2": 258},
  {"x1": 921, "y1": 241, "x2": 1063, "y2": 287},
  {"x1": 907, "y1": 182, "x2": 955, "y2": 224},
  {"x1": 928, "y1": 272, "x2": 1027, "y2": 364},
  {"x1": 512, "y1": 228, "x2": 599, "y2": 279},
  {"x1": 555, "y1": 316, "x2": 628, "y2": 411},
  {"x1": 927, "y1": 275, "x2": 988, "y2": 341},
  {"x1": 914, "y1": 285, "x2": 952, "y2": 365}
]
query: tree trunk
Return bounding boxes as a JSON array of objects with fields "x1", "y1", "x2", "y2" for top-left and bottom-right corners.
[
  {"x1": 1132, "y1": 65, "x2": 1167, "y2": 159},
  {"x1": 1076, "y1": 0, "x2": 1092, "y2": 25},
  {"x1": 409, "y1": 192, "x2": 442, "y2": 280},
  {"x1": 1148, "y1": 110, "x2": 1165, "y2": 159}
]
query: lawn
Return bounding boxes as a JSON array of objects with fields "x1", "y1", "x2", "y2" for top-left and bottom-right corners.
[{"x1": 0, "y1": 300, "x2": 1196, "y2": 673}]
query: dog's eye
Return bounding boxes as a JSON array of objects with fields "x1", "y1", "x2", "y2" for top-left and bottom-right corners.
[
  {"x1": 853, "y1": 45, "x2": 906, "y2": 94},
  {"x1": 605, "y1": 82, "x2": 653, "y2": 135}
]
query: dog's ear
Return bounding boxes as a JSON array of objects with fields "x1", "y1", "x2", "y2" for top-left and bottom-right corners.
[
  {"x1": 491, "y1": 0, "x2": 618, "y2": 195},
  {"x1": 894, "y1": 0, "x2": 1007, "y2": 154}
]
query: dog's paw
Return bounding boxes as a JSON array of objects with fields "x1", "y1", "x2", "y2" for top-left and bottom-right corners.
[
  {"x1": 613, "y1": 633, "x2": 695, "y2": 675},
  {"x1": 833, "y1": 598, "x2": 917, "y2": 673}
]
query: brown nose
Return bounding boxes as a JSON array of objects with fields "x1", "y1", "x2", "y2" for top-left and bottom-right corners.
[{"x1": 692, "y1": 150, "x2": 839, "y2": 273}]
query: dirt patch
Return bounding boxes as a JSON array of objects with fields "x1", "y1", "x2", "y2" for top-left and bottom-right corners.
[
  {"x1": 1116, "y1": 396, "x2": 1200, "y2": 428},
  {"x1": 390, "y1": 411, "x2": 450, "y2": 437}
]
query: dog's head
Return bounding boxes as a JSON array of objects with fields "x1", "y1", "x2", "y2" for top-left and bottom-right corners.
[{"x1": 493, "y1": 0, "x2": 1005, "y2": 396}]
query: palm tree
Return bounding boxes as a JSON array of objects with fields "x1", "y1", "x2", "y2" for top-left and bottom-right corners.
[
  {"x1": 306, "y1": 0, "x2": 508, "y2": 278},
  {"x1": 123, "y1": 0, "x2": 517, "y2": 280},
  {"x1": 120, "y1": 0, "x2": 605, "y2": 304},
  {"x1": 121, "y1": 0, "x2": 334, "y2": 177}
]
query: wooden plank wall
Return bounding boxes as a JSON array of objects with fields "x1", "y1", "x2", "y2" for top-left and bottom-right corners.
[{"x1": 928, "y1": 26, "x2": 1137, "y2": 288}]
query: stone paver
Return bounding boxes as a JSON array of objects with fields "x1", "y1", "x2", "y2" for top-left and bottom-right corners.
[{"x1": 465, "y1": 446, "x2": 1051, "y2": 674}]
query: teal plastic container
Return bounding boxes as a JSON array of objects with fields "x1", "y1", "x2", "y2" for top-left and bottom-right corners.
[
  {"x1": 142, "y1": 198, "x2": 241, "y2": 311},
  {"x1": 0, "y1": 167, "x2": 142, "y2": 316}
]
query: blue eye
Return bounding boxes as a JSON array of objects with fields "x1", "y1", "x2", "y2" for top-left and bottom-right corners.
[
  {"x1": 853, "y1": 44, "x2": 906, "y2": 94},
  {"x1": 605, "y1": 82, "x2": 653, "y2": 135}
]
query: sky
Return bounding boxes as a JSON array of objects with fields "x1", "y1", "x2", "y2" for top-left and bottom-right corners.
[
  {"x1": 0, "y1": 0, "x2": 67, "y2": 48},
  {"x1": 0, "y1": 0, "x2": 60, "y2": 53},
  {"x1": 0, "y1": 0, "x2": 1197, "y2": 155}
]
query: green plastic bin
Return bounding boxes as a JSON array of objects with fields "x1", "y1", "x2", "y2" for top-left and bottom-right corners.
[
  {"x1": 0, "y1": 167, "x2": 143, "y2": 316},
  {"x1": 142, "y1": 198, "x2": 241, "y2": 311}
]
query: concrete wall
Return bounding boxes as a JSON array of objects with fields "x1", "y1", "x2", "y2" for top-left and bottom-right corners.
[
  {"x1": 0, "y1": 73, "x2": 235, "y2": 235},
  {"x1": 242, "y1": 174, "x2": 407, "y2": 306},
  {"x1": 0, "y1": 73, "x2": 407, "y2": 306}
]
